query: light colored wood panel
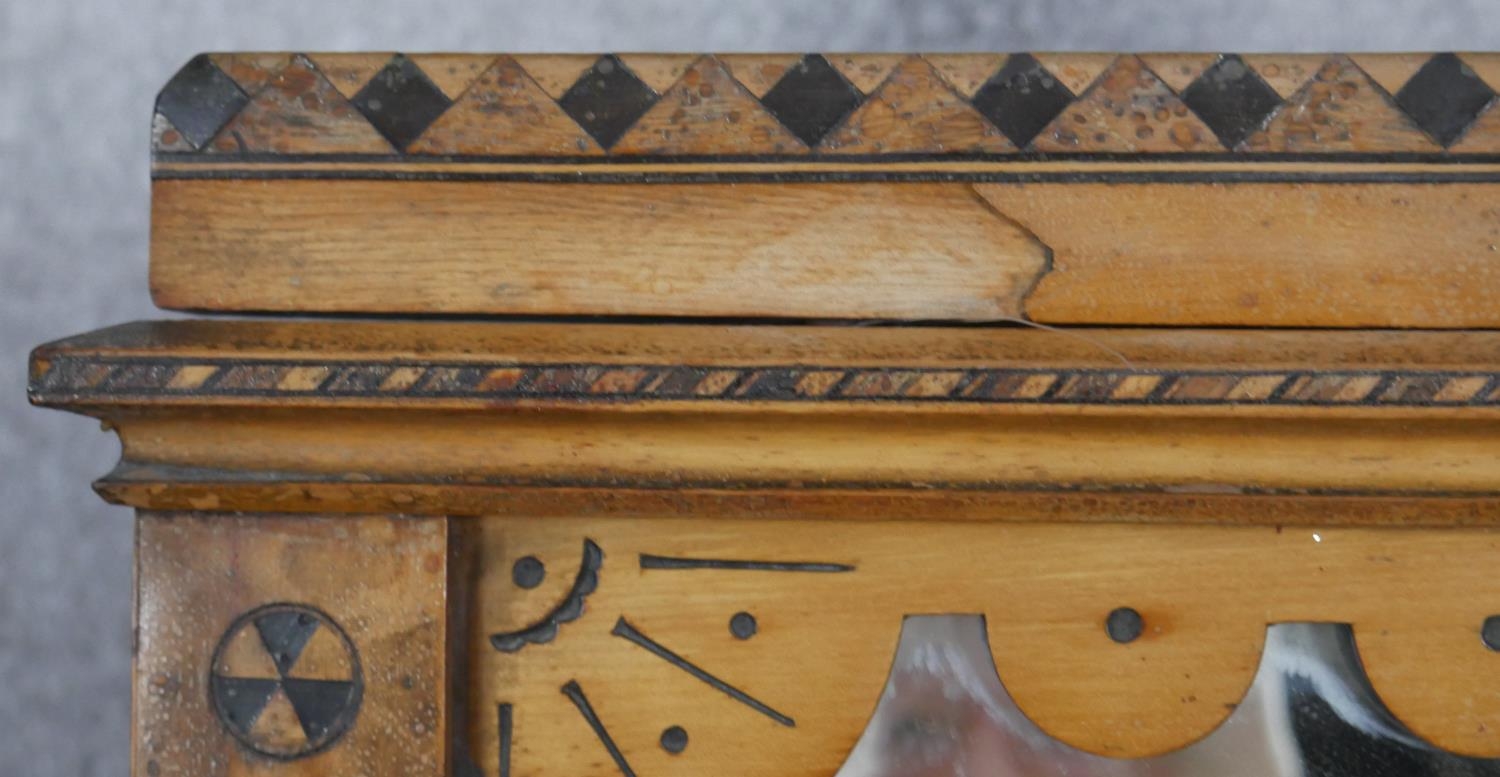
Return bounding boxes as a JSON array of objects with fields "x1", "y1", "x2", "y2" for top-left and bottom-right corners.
[
  {"x1": 821, "y1": 56, "x2": 1013, "y2": 153},
  {"x1": 1032, "y1": 55, "x2": 1219, "y2": 152},
  {"x1": 134, "y1": 512, "x2": 448, "y2": 776},
  {"x1": 111, "y1": 407, "x2": 1500, "y2": 495},
  {"x1": 459, "y1": 516, "x2": 1500, "y2": 765},
  {"x1": 205, "y1": 56, "x2": 391, "y2": 154},
  {"x1": 611, "y1": 57, "x2": 803, "y2": 154},
  {"x1": 407, "y1": 56, "x2": 601, "y2": 155},
  {"x1": 978, "y1": 182, "x2": 1500, "y2": 327},
  {"x1": 1245, "y1": 56, "x2": 1439, "y2": 152},
  {"x1": 151, "y1": 177, "x2": 1500, "y2": 326},
  {"x1": 150, "y1": 180, "x2": 1047, "y2": 319},
  {"x1": 93, "y1": 476, "x2": 1500, "y2": 527}
]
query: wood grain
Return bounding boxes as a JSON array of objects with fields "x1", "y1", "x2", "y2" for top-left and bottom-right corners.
[
  {"x1": 977, "y1": 182, "x2": 1500, "y2": 327},
  {"x1": 121, "y1": 511, "x2": 1500, "y2": 774},
  {"x1": 50, "y1": 47, "x2": 1500, "y2": 776},
  {"x1": 40, "y1": 319, "x2": 1500, "y2": 370},
  {"x1": 152, "y1": 176, "x2": 1500, "y2": 326},
  {"x1": 150, "y1": 180, "x2": 1048, "y2": 319},
  {"x1": 134, "y1": 512, "x2": 448, "y2": 777},
  {"x1": 29, "y1": 322, "x2": 1500, "y2": 516},
  {"x1": 460, "y1": 516, "x2": 1500, "y2": 766}
]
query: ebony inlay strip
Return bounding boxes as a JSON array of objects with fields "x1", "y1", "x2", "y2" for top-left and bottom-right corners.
[
  {"x1": 498, "y1": 703, "x2": 513, "y2": 777},
  {"x1": 640, "y1": 554, "x2": 853, "y2": 572},
  {"x1": 611, "y1": 617, "x2": 795, "y2": 727},
  {"x1": 560, "y1": 680, "x2": 635, "y2": 777}
]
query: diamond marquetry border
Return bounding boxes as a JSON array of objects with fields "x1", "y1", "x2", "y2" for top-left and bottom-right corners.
[
  {"x1": 151, "y1": 51, "x2": 1500, "y2": 159},
  {"x1": 31, "y1": 356, "x2": 1500, "y2": 408}
]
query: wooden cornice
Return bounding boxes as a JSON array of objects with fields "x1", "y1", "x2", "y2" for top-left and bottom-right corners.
[{"x1": 31, "y1": 321, "x2": 1500, "y2": 522}]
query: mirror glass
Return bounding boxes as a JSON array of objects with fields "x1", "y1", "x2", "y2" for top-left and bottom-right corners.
[{"x1": 837, "y1": 616, "x2": 1500, "y2": 777}]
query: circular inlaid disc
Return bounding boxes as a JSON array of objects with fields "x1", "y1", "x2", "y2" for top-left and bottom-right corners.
[{"x1": 210, "y1": 603, "x2": 363, "y2": 759}]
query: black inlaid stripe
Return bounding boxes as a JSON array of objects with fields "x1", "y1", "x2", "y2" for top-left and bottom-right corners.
[
  {"x1": 498, "y1": 703, "x2": 513, "y2": 777},
  {"x1": 150, "y1": 150, "x2": 1500, "y2": 165},
  {"x1": 611, "y1": 617, "x2": 795, "y2": 727},
  {"x1": 640, "y1": 554, "x2": 853, "y2": 572},
  {"x1": 560, "y1": 681, "x2": 635, "y2": 777},
  {"x1": 150, "y1": 168, "x2": 1500, "y2": 185}
]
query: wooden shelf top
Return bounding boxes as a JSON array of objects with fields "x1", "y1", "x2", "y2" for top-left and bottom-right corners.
[{"x1": 146, "y1": 52, "x2": 1500, "y2": 326}]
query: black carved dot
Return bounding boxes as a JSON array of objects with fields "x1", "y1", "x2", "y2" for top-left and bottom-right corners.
[
  {"x1": 729, "y1": 611, "x2": 758, "y2": 640},
  {"x1": 1482, "y1": 615, "x2": 1500, "y2": 651},
  {"x1": 1105, "y1": 607, "x2": 1144, "y2": 644},
  {"x1": 512, "y1": 556, "x2": 546, "y2": 589},
  {"x1": 660, "y1": 725, "x2": 689, "y2": 754}
]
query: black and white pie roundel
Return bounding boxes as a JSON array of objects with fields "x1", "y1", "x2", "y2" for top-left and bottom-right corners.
[{"x1": 209, "y1": 603, "x2": 363, "y2": 759}]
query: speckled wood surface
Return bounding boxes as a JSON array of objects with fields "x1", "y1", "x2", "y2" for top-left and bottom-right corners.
[{"x1": 5, "y1": 1, "x2": 1500, "y2": 773}]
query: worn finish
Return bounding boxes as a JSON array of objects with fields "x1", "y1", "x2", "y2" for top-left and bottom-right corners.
[
  {"x1": 134, "y1": 513, "x2": 448, "y2": 776},
  {"x1": 209, "y1": 602, "x2": 363, "y2": 760},
  {"x1": 151, "y1": 180, "x2": 1048, "y2": 320},
  {"x1": 149, "y1": 175, "x2": 1500, "y2": 324},
  {"x1": 982, "y1": 182, "x2": 1500, "y2": 327},
  {"x1": 460, "y1": 516, "x2": 1500, "y2": 767},
  {"x1": 34, "y1": 48, "x2": 1500, "y2": 776},
  {"x1": 147, "y1": 51, "x2": 1500, "y2": 325},
  {"x1": 151, "y1": 51, "x2": 1500, "y2": 157},
  {"x1": 29, "y1": 322, "x2": 1500, "y2": 513}
]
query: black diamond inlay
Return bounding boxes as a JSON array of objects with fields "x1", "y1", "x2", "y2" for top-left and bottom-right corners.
[
  {"x1": 1395, "y1": 52, "x2": 1497, "y2": 147},
  {"x1": 155, "y1": 54, "x2": 249, "y2": 150},
  {"x1": 971, "y1": 53, "x2": 1076, "y2": 149},
  {"x1": 1181, "y1": 54, "x2": 1284, "y2": 149},
  {"x1": 759, "y1": 54, "x2": 864, "y2": 147},
  {"x1": 557, "y1": 54, "x2": 659, "y2": 149},
  {"x1": 351, "y1": 54, "x2": 453, "y2": 151}
]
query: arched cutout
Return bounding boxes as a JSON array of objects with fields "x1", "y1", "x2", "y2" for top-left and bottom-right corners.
[{"x1": 838, "y1": 616, "x2": 1500, "y2": 776}]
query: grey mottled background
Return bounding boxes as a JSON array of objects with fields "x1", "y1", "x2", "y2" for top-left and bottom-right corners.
[{"x1": 3, "y1": 1, "x2": 1499, "y2": 771}]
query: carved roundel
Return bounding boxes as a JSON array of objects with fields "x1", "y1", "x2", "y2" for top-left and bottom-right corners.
[{"x1": 209, "y1": 603, "x2": 364, "y2": 760}]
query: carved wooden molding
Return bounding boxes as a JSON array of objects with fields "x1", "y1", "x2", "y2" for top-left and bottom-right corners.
[
  {"x1": 31, "y1": 322, "x2": 1500, "y2": 518},
  {"x1": 34, "y1": 49, "x2": 1500, "y2": 776},
  {"x1": 145, "y1": 53, "x2": 1500, "y2": 326}
]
